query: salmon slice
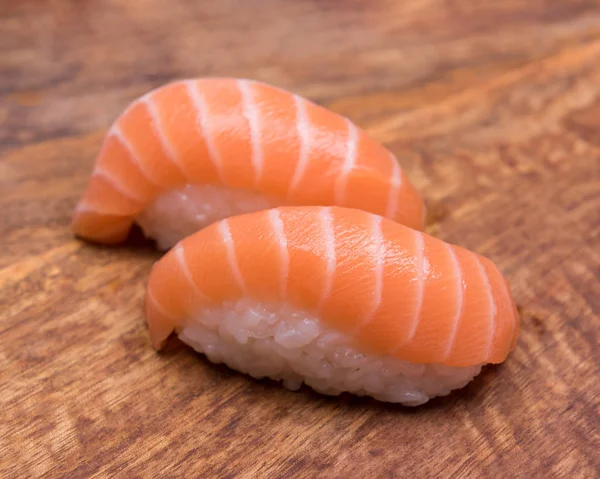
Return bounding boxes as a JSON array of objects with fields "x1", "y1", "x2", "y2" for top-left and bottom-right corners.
[
  {"x1": 145, "y1": 206, "x2": 519, "y2": 368},
  {"x1": 72, "y1": 78, "x2": 426, "y2": 245}
]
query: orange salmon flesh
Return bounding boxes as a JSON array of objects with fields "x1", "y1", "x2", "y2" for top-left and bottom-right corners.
[
  {"x1": 145, "y1": 206, "x2": 519, "y2": 368},
  {"x1": 72, "y1": 78, "x2": 425, "y2": 244}
]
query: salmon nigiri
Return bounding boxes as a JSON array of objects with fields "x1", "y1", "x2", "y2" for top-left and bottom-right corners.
[
  {"x1": 72, "y1": 78, "x2": 425, "y2": 249},
  {"x1": 145, "y1": 206, "x2": 519, "y2": 406}
]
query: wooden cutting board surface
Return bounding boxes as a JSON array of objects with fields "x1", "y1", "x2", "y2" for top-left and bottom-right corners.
[{"x1": 1, "y1": 1, "x2": 599, "y2": 477}]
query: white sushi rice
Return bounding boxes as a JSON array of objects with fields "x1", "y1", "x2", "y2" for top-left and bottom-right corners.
[
  {"x1": 178, "y1": 299, "x2": 483, "y2": 406},
  {"x1": 136, "y1": 184, "x2": 280, "y2": 250}
]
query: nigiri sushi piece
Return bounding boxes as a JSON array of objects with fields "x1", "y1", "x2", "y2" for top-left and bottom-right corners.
[
  {"x1": 72, "y1": 78, "x2": 425, "y2": 250},
  {"x1": 146, "y1": 206, "x2": 519, "y2": 406}
]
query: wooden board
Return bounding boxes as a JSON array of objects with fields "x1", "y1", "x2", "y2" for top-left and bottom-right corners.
[{"x1": 2, "y1": 1, "x2": 599, "y2": 477}]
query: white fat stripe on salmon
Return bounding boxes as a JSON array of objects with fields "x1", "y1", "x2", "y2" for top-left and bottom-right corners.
[
  {"x1": 218, "y1": 219, "x2": 247, "y2": 293},
  {"x1": 91, "y1": 167, "x2": 145, "y2": 204},
  {"x1": 404, "y1": 230, "x2": 426, "y2": 345},
  {"x1": 334, "y1": 119, "x2": 358, "y2": 205},
  {"x1": 474, "y1": 256, "x2": 498, "y2": 361},
  {"x1": 141, "y1": 95, "x2": 187, "y2": 177},
  {"x1": 318, "y1": 207, "x2": 336, "y2": 310},
  {"x1": 73, "y1": 203, "x2": 96, "y2": 215},
  {"x1": 185, "y1": 80, "x2": 226, "y2": 181},
  {"x1": 238, "y1": 79, "x2": 264, "y2": 186},
  {"x1": 442, "y1": 244, "x2": 464, "y2": 361},
  {"x1": 74, "y1": 202, "x2": 110, "y2": 217},
  {"x1": 269, "y1": 209, "x2": 289, "y2": 300},
  {"x1": 147, "y1": 288, "x2": 179, "y2": 321},
  {"x1": 288, "y1": 95, "x2": 311, "y2": 197},
  {"x1": 110, "y1": 124, "x2": 163, "y2": 188},
  {"x1": 385, "y1": 153, "x2": 402, "y2": 219},
  {"x1": 354, "y1": 214, "x2": 384, "y2": 332},
  {"x1": 174, "y1": 245, "x2": 209, "y2": 301}
]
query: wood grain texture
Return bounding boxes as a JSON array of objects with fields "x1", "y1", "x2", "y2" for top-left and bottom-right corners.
[{"x1": 2, "y1": 1, "x2": 599, "y2": 477}]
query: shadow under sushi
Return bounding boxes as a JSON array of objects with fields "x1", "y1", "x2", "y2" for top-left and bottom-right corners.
[
  {"x1": 75, "y1": 223, "x2": 163, "y2": 259},
  {"x1": 158, "y1": 334, "x2": 503, "y2": 413},
  {"x1": 285, "y1": 365, "x2": 500, "y2": 413}
]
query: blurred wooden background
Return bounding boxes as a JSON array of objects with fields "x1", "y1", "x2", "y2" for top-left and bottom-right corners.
[{"x1": 1, "y1": 1, "x2": 599, "y2": 477}]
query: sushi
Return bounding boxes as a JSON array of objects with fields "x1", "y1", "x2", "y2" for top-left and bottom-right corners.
[
  {"x1": 145, "y1": 206, "x2": 519, "y2": 406},
  {"x1": 72, "y1": 78, "x2": 425, "y2": 250}
]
